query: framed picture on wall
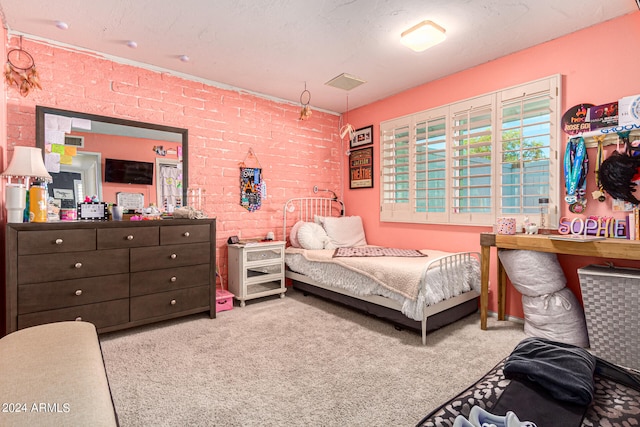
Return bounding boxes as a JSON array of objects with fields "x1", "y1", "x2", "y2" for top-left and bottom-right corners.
[
  {"x1": 350, "y1": 125, "x2": 373, "y2": 149},
  {"x1": 349, "y1": 147, "x2": 373, "y2": 189}
]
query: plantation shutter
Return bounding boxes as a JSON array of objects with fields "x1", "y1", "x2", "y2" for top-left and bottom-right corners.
[
  {"x1": 379, "y1": 75, "x2": 560, "y2": 227},
  {"x1": 380, "y1": 117, "x2": 412, "y2": 222},
  {"x1": 414, "y1": 109, "x2": 449, "y2": 223},
  {"x1": 498, "y1": 75, "x2": 560, "y2": 228},
  {"x1": 450, "y1": 95, "x2": 495, "y2": 225}
]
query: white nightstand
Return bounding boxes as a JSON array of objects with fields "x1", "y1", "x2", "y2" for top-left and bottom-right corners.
[{"x1": 227, "y1": 241, "x2": 286, "y2": 307}]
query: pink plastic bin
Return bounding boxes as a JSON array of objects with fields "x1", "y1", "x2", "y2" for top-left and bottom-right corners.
[{"x1": 216, "y1": 289, "x2": 234, "y2": 312}]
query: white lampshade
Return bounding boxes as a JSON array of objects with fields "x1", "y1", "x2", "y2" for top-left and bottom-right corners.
[
  {"x1": 1, "y1": 146, "x2": 52, "y2": 182},
  {"x1": 401, "y1": 20, "x2": 446, "y2": 52}
]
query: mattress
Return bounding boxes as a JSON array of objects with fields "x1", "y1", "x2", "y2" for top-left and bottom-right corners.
[{"x1": 285, "y1": 248, "x2": 480, "y2": 321}]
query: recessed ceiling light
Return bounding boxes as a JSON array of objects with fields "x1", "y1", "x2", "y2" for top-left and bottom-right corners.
[
  {"x1": 400, "y1": 20, "x2": 446, "y2": 52},
  {"x1": 55, "y1": 20, "x2": 69, "y2": 30},
  {"x1": 179, "y1": 55, "x2": 190, "y2": 62},
  {"x1": 126, "y1": 41, "x2": 138, "y2": 49}
]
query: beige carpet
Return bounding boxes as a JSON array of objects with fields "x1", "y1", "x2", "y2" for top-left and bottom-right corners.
[{"x1": 100, "y1": 289, "x2": 525, "y2": 427}]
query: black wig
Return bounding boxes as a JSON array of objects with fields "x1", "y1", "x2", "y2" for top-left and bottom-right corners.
[{"x1": 599, "y1": 151, "x2": 640, "y2": 205}]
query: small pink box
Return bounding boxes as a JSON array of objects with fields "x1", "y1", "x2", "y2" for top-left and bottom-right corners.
[
  {"x1": 216, "y1": 289, "x2": 234, "y2": 312},
  {"x1": 496, "y1": 217, "x2": 517, "y2": 235}
]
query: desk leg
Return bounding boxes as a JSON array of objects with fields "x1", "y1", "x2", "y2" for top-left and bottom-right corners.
[
  {"x1": 497, "y1": 257, "x2": 506, "y2": 321},
  {"x1": 480, "y1": 244, "x2": 490, "y2": 330}
]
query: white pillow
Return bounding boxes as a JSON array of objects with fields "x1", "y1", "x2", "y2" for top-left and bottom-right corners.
[
  {"x1": 296, "y1": 222, "x2": 329, "y2": 250},
  {"x1": 322, "y1": 216, "x2": 367, "y2": 247},
  {"x1": 289, "y1": 220, "x2": 304, "y2": 248}
]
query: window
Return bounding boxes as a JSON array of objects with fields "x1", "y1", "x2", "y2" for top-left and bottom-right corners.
[{"x1": 380, "y1": 75, "x2": 561, "y2": 228}]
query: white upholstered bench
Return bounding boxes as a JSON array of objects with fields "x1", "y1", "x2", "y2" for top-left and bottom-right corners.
[{"x1": 0, "y1": 321, "x2": 118, "y2": 426}]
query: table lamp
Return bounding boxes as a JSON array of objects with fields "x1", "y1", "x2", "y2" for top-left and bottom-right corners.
[{"x1": 1, "y1": 146, "x2": 52, "y2": 223}]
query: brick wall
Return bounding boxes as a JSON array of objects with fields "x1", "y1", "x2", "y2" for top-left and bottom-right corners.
[{"x1": 4, "y1": 36, "x2": 342, "y2": 284}]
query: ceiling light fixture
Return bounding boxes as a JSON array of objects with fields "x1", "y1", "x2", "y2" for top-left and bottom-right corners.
[
  {"x1": 54, "y1": 20, "x2": 69, "y2": 30},
  {"x1": 400, "y1": 20, "x2": 446, "y2": 52},
  {"x1": 179, "y1": 55, "x2": 190, "y2": 62},
  {"x1": 126, "y1": 41, "x2": 138, "y2": 49}
]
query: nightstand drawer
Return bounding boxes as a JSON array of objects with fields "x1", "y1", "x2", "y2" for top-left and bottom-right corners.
[
  {"x1": 130, "y1": 242, "x2": 211, "y2": 272},
  {"x1": 97, "y1": 226, "x2": 159, "y2": 249},
  {"x1": 130, "y1": 285, "x2": 210, "y2": 321},
  {"x1": 245, "y1": 246, "x2": 283, "y2": 264},
  {"x1": 160, "y1": 224, "x2": 211, "y2": 245},
  {"x1": 246, "y1": 263, "x2": 283, "y2": 282},
  {"x1": 18, "y1": 249, "x2": 129, "y2": 284},
  {"x1": 18, "y1": 299, "x2": 129, "y2": 330},
  {"x1": 130, "y1": 264, "x2": 210, "y2": 296},
  {"x1": 18, "y1": 229, "x2": 96, "y2": 255},
  {"x1": 18, "y1": 273, "x2": 130, "y2": 314}
]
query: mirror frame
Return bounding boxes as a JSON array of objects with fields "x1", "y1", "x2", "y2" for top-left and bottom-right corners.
[{"x1": 35, "y1": 105, "x2": 189, "y2": 208}]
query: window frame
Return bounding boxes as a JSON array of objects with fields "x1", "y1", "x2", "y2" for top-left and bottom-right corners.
[{"x1": 379, "y1": 74, "x2": 562, "y2": 228}]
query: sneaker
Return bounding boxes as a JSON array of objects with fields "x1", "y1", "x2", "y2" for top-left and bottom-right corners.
[
  {"x1": 453, "y1": 415, "x2": 475, "y2": 427},
  {"x1": 468, "y1": 406, "x2": 537, "y2": 427}
]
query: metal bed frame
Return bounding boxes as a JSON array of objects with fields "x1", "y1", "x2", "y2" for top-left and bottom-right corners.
[{"x1": 282, "y1": 197, "x2": 480, "y2": 345}]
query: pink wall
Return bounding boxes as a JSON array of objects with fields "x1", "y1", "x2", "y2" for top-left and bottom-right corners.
[
  {"x1": 344, "y1": 11, "x2": 640, "y2": 319},
  {"x1": 2, "y1": 36, "x2": 341, "y2": 286}
]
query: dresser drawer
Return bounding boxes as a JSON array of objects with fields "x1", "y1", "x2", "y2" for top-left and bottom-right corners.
[
  {"x1": 18, "y1": 249, "x2": 129, "y2": 284},
  {"x1": 18, "y1": 299, "x2": 129, "y2": 330},
  {"x1": 18, "y1": 229, "x2": 96, "y2": 255},
  {"x1": 160, "y1": 224, "x2": 211, "y2": 245},
  {"x1": 130, "y1": 264, "x2": 210, "y2": 296},
  {"x1": 130, "y1": 285, "x2": 210, "y2": 321},
  {"x1": 130, "y1": 242, "x2": 211, "y2": 272},
  {"x1": 18, "y1": 274, "x2": 130, "y2": 314},
  {"x1": 97, "y1": 226, "x2": 159, "y2": 249}
]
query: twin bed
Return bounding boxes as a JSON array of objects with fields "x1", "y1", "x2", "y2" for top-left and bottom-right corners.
[{"x1": 282, "y1": 196, "x2": 481, "y2": 345}]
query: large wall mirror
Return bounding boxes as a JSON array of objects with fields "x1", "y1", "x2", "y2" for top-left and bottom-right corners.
[{"x1": 35, "y1": 106, "x2": 188, "y2": 214}]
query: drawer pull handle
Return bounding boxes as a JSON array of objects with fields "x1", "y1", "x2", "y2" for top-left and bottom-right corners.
[
  {"x1": 75, "y1": 317, "x2": 82, "y2": 321},
  {"x1": 170, "y1": 253, "x2": 177, "y2": 259},
  {"x1": 127, "y1": 235, "x2": 134, "y2": 241},
  {"x1": 170, "y1": 276, "x2": 177, "y2": 282},
  {"x1": 184, "y1": 231, "x2": 190, "y2": 237},
  {"x1": 75, "y1": 262, "x2": 82, "y2": 269},
  {"x1": 170, "y1": 299, "x2": 177, "y2": 305},
  {"x1": 55, "y1": 238, "x2": 63, "y2": 245},
  {"x1": 75, "y1": 289, "x2": 83, "y2": 296}
]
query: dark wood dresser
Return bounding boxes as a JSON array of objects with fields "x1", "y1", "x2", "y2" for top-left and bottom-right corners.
[{"x1": 5, "y1": 219, "x2": 216, "y2": 335}]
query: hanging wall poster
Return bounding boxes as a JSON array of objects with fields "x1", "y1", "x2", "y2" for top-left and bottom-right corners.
[
  {"x1": 240, "y1": 167, "x2": 262, "y2": 211},
  {"x1": 350, "y1": 125, "x2": 373, "y2": 149},
  {"x1": 349, "y1": 147, "x2": 373, "y2": 189}
]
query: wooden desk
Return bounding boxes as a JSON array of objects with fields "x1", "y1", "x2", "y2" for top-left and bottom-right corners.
[{"x1": 479, "y1": 233, "x2": 640, "y2": 330}]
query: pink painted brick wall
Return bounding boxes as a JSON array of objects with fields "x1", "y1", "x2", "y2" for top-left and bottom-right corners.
[{"x1": 3, "y1": 36, "x2": 342, "y2": 284}]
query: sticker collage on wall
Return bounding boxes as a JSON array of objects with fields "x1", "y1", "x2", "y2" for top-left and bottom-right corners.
[{"x1": 239, "y1": 148, "x2": 266, "y2": 212}]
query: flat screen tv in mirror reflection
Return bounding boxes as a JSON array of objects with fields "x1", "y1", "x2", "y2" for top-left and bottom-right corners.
[{"x1": 104, "y1": 158, "x2": 154, "y2": 185}]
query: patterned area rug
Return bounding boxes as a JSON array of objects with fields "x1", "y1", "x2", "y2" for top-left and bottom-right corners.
[
  {"x1": 333, "y1": 247, "x2": 427, "y2": 257},
  {"x1": 416, "y1": 358, "x2": 640, "y2": 427}
]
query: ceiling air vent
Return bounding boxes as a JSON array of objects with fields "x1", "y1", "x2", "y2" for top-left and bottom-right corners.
[
  {"x1": 64, "y1": 135, "x2": 84, "y2": 148},
  {"x1": 324, "y1": 73, "x2": 366, "y2": 91}
]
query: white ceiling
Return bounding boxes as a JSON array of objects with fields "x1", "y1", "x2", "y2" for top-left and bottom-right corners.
[{"x1": 0, "y1": 0, "x2": 637, "y2": 113}]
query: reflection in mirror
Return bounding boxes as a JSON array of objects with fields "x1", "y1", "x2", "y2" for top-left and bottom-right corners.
[
  {"x1": 52, "y1": 151, "x2": 102, "y2": 209},
  {"x1": 35, "y1": 106, "x2": 188, "y2": 218}
]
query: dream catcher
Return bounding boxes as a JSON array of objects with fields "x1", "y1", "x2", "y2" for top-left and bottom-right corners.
[
  {"x1": 4, "y1": 37, "x2": 41, "y2": 97},
  {"x1": 239, "y1": 148, "x2": 266, "y2": 212},
  {"x1": 299, "y1": 83, "x2": 312, "y2": 121},
  {"x1": 564, "y1": 136, "x2": 588, "y2": 213}
]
